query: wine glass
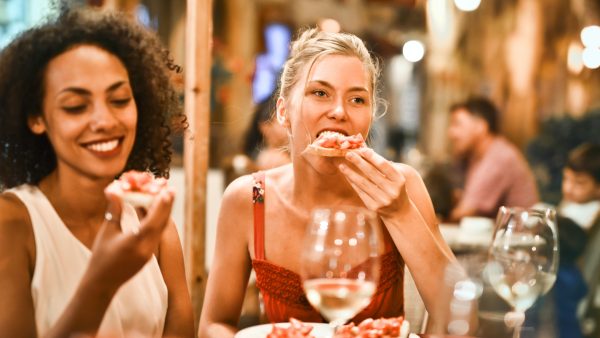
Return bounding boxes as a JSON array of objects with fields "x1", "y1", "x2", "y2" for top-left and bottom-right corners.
[
  {"x1": 484, "y1": 206, "x2": 559, "y2": 338},
  {"x1": 300, "y1": 206, "x2": 382, "y2": 328}
]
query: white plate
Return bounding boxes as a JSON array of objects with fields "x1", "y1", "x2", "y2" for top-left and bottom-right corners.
[{"x1": 235, "y1": 323, "x2": 332, "y2": 338}]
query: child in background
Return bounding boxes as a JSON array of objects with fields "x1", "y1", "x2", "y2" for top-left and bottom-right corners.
[
  {"x1": 553, "y1": 143, "x2": 600, "y2": 338},
  {"x1": 559, "y1": 143, "x2": 600, "y2": 231}
]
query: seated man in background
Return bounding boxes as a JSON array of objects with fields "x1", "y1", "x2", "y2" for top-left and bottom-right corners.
[{"x1": 447, "y1": 96, "x2": 539, "y2": 222}]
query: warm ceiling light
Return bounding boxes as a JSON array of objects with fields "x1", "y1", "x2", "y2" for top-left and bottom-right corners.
[
  {"x1": 582, "y1": 47, "x2": 600, "y2": 69},
  {"x1": 581, "y1": 25, "x2": 600, "y2": 48},
  {"x1": 403, "y1": 40, "x2": 425, "y2": 62},
  {"x1": 454, "y1": 0, "x2": 481, "y2": 12}
]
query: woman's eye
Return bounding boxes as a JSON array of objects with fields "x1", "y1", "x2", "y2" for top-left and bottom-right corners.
[
  {"x1": 62, "y1": 105, "x2": 87, "y2": 114},
  {"x1": 351, "y1": 97, "x2": 366, "y2": 104},
  {"x1": 111, "y1": 97, "x2": 132, "y2": 107},
  {"x1": 312, "y1": 90, "x2": 327, "y2": 97}
]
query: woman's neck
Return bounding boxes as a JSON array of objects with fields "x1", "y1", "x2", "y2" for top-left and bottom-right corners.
[
  {"x1": 289, "y1": 158, "x2": 362, "y2": 208},
  {"x1": 38, "y1": 170, "x2": 112, "y2": 225}
]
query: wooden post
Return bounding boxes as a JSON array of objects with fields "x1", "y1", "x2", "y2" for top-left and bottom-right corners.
[{"x1": 184, "y1": 0, "x2": 212, "y2": 324}]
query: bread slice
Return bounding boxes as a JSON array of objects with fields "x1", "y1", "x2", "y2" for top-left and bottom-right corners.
[
  {"x1": 305, "y1": 132, "x2": 366, "y2": 157},
  {"x1": 106, "y1": 170, "x2": 167, "y2": 209},
  {"x1": 306, "y1": 143, "x2": 351, "y2": 157}
]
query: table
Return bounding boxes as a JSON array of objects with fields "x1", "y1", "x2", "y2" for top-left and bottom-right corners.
[{"x1": 438, "y1": 223, "x2": 493, "y2": 254}]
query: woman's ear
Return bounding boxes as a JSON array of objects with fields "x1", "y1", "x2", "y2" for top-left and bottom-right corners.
[
  {"x1": 276, "y1": 97, "x2": 291, "y2": 129},
  {"x1": 27, "y1": 116, "x2": 46, "y2": 135}
]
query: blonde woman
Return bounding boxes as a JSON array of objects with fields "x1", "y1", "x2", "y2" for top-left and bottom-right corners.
[{"x1": 199, "y1": 28, "x2": 456, "y2": 337}]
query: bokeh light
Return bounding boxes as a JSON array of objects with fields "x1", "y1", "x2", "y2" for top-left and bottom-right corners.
[
  {"x1": 402, "y1": 40, "x2": 425, "y2": 63},
  {"x1": 454, "y1": 0, "x2": 481, "y2": 12}
]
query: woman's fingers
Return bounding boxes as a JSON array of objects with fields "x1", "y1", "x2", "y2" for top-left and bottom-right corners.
[
  {"x1": 102, "y1": 191, "x2": 124, "y2": 234},
  {"x1": 345, "y1": 178, "x2": 379, "y2": 210},
  {"x1": 351, "y1": 148, "x2": 401, "y2": 181},
  {"x1": 343, "y1": 149, "x2": 402, "y2": 198},
  {"x1": 340, "y1": 163, "x2": 392, "y2": 207},
  {"x1": 136, "y1": 188, "x2": 175, "y2": 239}
]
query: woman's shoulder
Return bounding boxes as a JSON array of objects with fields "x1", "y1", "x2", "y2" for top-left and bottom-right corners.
[
  {"x1": 0, "y1": 191, "x2": 31, "y2": 227},
  {"x1": 0, "y1": 191, "x2": 34, "y2": 249},
  {"x1": 391, "y1": 162, "x2": 423, "y2": 181},
  {"x1": 223, "y1": 165, "x2": 292, "y2": 199}
]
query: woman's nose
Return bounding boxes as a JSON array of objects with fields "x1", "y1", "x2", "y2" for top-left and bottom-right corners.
[
  {"x1": 89, "y1": 103, "x2": 118, "y2": 132},
  {"x1": 327, "y1": 99, "x2": 347, "y2": 121}
]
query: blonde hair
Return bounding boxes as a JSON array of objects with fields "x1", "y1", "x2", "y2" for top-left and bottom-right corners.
[{"x1": 278, "y1": 27, "x2": 384, "y2": 117}]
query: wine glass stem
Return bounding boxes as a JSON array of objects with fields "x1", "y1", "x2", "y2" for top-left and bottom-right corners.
[{"x1": 513, "y1": 323, "x2": 522, "y2": 338}]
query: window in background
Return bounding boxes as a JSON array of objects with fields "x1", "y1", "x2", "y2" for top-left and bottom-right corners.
[
  {"x1": 0, "y1": 0, "x2": 62, "y2": 48},
  {"x1": 252, "y1": 23, "x2": 291, "y2": 103}
]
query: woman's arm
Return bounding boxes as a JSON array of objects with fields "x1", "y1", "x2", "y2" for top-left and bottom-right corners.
[
  {"x1": 0, "y1": 194, "x2": 38, "y2": 337},
  {"x1": 34, "y1": 188, "x2": 174, "y2": 337},
  {"x1": 339, "y1": 148, "x2": 458, "y2": 332},
  {"x1": 198, "y1": 176, "x2": 254, "y2": 338},
  {"x1": 159, "y1": 220, "x2": 195, "y2": 337}
]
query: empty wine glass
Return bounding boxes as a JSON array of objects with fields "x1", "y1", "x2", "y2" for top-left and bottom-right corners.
[
  {"x1": 484, "y1": 206, "x2": 559, "y2": 338},
  {"x1": 300, "y1": 206, "x2": 382, "y2": 328}
]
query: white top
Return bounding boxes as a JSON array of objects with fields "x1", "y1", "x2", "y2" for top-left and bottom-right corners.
[
  {"x1": 9, "y1": 185, "x2": 168, "y2": 337},
  {"x1": 559, "y1": 200, "x2": 600, "y2": 230}
]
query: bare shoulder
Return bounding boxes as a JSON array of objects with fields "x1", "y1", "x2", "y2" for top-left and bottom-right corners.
[
  {"x1": 0, "y1": 192, "x2": 34, "y2": 264},
  {"x1": 392, "y1": 162, "x2": 424, "y2": 181},
  {"x1": 0, "y1": 192, "x2": 32, "y2": 236},
  {"x1": 221, "y1": 174, "x2": 255, "y2": 207}
]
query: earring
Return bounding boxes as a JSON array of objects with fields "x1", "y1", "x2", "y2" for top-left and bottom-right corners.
[{"x1": 28, "y1": 117, "x2": 46, "y2": 135}]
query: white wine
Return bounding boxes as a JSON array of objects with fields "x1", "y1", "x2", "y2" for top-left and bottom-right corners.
[
  {"x1": 488, "y1": 275, "x2": 541, "y2": 312},
  {"x1": 303, "y1": 278, "x2": 376, "y2": 324},
  {"x1": 485, "y1": 260, "x2": 547, "y2": 313}
]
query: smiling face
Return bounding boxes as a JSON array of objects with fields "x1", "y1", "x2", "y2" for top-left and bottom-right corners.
[
  {"x1": 29, "y1": 44, "x2": 137, "y2": 181},
  {"x1": 280, "y1": 54, "x2": 372, "y2": 160}
]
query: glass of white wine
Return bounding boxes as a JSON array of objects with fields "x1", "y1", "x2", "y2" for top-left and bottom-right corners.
[
  {"x1": 484, "y1": 206, "x2": 559, "y2": 338},
  {"x1": 300, "y1": 206, "x2": 382, "y2": 329}
]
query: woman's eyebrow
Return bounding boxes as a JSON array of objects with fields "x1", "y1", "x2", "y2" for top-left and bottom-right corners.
[
  {"x1": 308, "y1": 80, "x2": 369, "y2": 93},
  {"x1": 106, "y1": 81, "x2": 129, "y2": 93},
  {"x1": 56, "y1": 81, "x2": 129, "y2": 98}
]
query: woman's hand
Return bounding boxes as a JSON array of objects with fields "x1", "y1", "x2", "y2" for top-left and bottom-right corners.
[
  {"x1": 85, "y1": 188, "x2": 175, "y2": 294},
  {"x1": 339, "y1": 148, "x2": 410, "y2": 218}
]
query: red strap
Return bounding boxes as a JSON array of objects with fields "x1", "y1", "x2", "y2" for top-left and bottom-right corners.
[{"x1": 253, "y1": 171, "x2": 266, "y2": 260}]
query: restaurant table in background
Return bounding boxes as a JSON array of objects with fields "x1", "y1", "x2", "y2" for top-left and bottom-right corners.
[{"x1": 439, "y1": 218, "x2": 494, "y2": 254}]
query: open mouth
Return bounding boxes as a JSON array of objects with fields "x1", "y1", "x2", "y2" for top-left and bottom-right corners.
[
  {"x1": 316, "y1": 129, "x2": 348, "y2": 139},
  {"x1": 83, "y1": 137, "x2": 123, "y2": 153}
]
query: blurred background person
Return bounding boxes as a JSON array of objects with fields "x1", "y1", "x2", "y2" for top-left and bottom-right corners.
[
  {"x1": 447, "y1": 96, "x2": 539, "y2": 222},
  {"x1": 243, "y1": 95, "x2": 290, "y2": 171},
  {"x1": 555, "y1": 143, "x2": 600, "y2": 338}
]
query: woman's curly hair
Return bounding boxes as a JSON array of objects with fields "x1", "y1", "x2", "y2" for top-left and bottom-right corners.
[{"x1": 0, "y1": 8, "x2": 184, "y2": 188}]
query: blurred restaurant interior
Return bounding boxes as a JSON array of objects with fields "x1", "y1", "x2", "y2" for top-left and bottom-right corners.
[{"x1": 1, "y1": 0, "x2": 600, "y2": 337}]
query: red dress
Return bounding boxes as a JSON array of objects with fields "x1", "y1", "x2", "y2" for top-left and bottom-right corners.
[{"x1": 251, "y1": 172, "x2": 405, "y2": 324}]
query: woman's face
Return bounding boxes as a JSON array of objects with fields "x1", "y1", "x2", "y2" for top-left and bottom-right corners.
[
  {"x1": 283, "y1": 54, "x2": 372, "y2": 161},
  {"x1": 30, "y1": 44, "x2": 137, "y2": 181}
]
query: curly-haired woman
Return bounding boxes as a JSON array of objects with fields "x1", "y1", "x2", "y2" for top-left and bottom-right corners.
[{"x1": 0, "y1": 8, "x2": 193, "y2": 338}]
